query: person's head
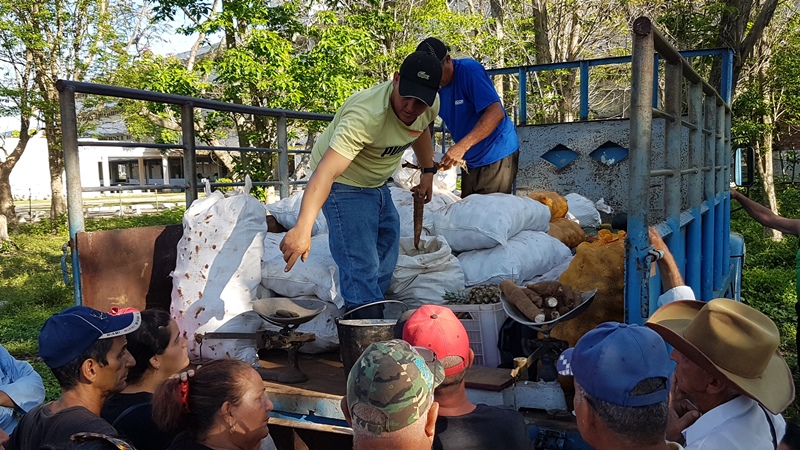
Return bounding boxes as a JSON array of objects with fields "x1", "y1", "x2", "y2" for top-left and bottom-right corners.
[
  {"x1": 646, "y1": 298, "x2": 795, "y2": 414},
  {"x1": 39, "y1": 306, "x2": 140, "y2": 393},
  {"x1": 558, "y1": 322, "x2": 671, "y2": 449},
  {"x1": 152, "y1": 358, "x2": 273, "y2": 448},
  {"x1": 343, "y1": 339, "x2": 444, "y2": 450},
  {"x1": 416, "y1": 37, "x2": 453, "y2": 87},
  {"x1": 390, "y1": 51, "x2": 442, "y2": 126},
  {"x1": 402, "y1": 305, "x2": 473, "y2": 396},
  {"x1": 122, "y1": 309, "x2": 189, "y2": 385},
  {"x1": 779, "y1": 422, "x2": 800, "y2": 450}
]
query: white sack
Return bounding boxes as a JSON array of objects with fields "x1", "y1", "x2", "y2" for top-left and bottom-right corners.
[
  {"x1": 566, "y1": 193, "x2": 601, "y2": 228},
  {"x1": 264, "y1": 190, "x2": 328, "y2": 235},
  {"x1": 430, "y1": 194, "x2": 551, "y2": 253},
  {"x1": 524, "y1": 255, "x2": 574, "y2": 284},
  {"x1": 392, "y1": 149, "x2": 458, "y2": 192},
  {"x1": 386, "y1": 235, "x2": 465, "y2": 308},
  {"x1": 171, "y1": 176, "x2": 266, "y2": 363},
  {"x1": 257, "y1": 296, "x2": 344, "y2": 354},
  {"x1": 390, "y1": 184, "x2": 460, "y2": 238},
  {"x1": 261, "y1": 233, "x2": 345, "y2": 309},
  {"x1": 457, "y1": 231, "x2": 572, "y2": 286}
]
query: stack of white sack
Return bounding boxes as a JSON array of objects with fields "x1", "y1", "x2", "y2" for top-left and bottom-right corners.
[
  {"x1": 263, "y1": 183, "x2": 460, "y2": 239},
  {"x1": 457, "y1": 230, "x2": 572, "y2": 286},
  {"x1": 386, "y1": 235, "x2": 465, "y2": 308},
  {"x1": 170, "y1": 177, "x2": 265, "y2": 364},
  {"x1": 422, "y1": 193, "x2": 571, "y2": 286},
  {"x1": 264, "y1": 190, "x2": 328, "y2": 235},
  {"x1": 388, "y1": 183, "x2": 460, "y2": 237},
  {"x1": 260, "y1": 232, "x2": 344, "y2": 354},
  {"x1": 261, "y1": 232, "x2": 345, "y2": 309},
  {"x1": 428, "y1": 193, "x2": 552, "y2": 253},
  {"x1": 392, "y1": 148, "x2": 458, "y2": 192},
  {"x1": 565, "y1": 193, "x2": 602, "y2": 228}
]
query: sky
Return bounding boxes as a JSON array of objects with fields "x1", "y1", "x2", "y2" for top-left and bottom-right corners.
[{"x1": 0, "y1": 21, "x2": 202, "y2": 135}]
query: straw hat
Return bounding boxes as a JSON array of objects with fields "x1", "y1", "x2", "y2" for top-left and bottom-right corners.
[{"x1": 645, "y1": 298, "x2": 794, "y2": 414}]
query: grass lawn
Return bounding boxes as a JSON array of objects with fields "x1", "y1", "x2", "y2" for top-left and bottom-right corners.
[{"x1": 0, "y1": 194, "x2": 798, "y2": 422}]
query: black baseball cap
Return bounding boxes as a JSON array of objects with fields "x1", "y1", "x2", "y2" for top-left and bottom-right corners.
[
  {"x1": 398, "y1": 51, "x2": 442, "y2": 107},
  {"x1": 416, "y1": 37, "x2": 449, "y2": 62}
]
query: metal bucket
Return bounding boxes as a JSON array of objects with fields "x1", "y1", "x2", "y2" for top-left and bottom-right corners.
[{"x1": 336, "y1": 300, "x2": 408, "y2": 377}]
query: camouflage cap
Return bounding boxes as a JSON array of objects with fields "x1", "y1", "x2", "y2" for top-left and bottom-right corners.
[{"x1": 346, "y1": 339, "x2": 445, "y2": 435}]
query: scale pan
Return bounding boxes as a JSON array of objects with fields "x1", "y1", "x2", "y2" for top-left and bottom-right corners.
[
  {"x1": 500, "y1": 288, "x2": 598, "y2": 333},
  {"x1": 251, "y1": 297, "x2": 327, "y2": 327}
]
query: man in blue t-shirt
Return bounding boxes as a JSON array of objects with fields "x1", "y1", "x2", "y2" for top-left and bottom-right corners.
[{"x1": 417, "y1": 37, "x2": 520, "y2": 197}]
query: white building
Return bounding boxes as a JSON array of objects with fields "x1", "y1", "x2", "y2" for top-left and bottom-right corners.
[{"x1": 3, "y1": 136, "x2": 226, "y2": 200}]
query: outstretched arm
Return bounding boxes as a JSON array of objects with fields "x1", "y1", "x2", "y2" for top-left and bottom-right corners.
[
  {"x1": 730, "y1": 190, "x2": 800, "y2": 236},
  {"x1": 439, "y1": 102, "x2": 505, "y2": 169},
  {"x1": 650, "y1": 227, "x2": 696, "y2": 305},
  {"x1": 280, "y1": 149, "x2": 351, "y2": 271}
]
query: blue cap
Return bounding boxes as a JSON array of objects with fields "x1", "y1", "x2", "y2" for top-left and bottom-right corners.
[
  {"x1": 39, "y1": 306, "x2": 141, "y2": 368},
  {"x1": 557, "y1": 322, "x2": 671, "y2": 407}
]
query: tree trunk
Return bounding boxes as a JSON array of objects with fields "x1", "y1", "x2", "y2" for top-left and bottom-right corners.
[
  {"x1": 0, "y1": 124, "x2": 31, "y2": 228},
  {"x1": 756, "y1": 38, "x2": 781, "y2": 241},
  {"x1": 531, "y1": 0, "x2": 552, "y2": 65},
  {"x1": 712, "y1": 0, "x2": 779, "y2": 94},
  {"x1": 490, "y1": 0, "x2": 504, "y2": 98}
]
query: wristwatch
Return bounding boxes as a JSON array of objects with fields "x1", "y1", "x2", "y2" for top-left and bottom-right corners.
[{"x1": 421, "y1": 165, "x2": 438, "y2": 174}]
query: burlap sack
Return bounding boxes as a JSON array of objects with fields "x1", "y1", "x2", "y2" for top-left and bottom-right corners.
[{"x1": 552, "y1": 229, "x2": 626, "y2": 346}]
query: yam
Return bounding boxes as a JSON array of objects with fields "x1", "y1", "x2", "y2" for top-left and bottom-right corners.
[
  {"x1": 500, "y1": 280, "x2": 543, "y2": 322},
  {"x1": 522, "y1": 287, "x2": 544, "y2": 307},
  {"x1": 413, "y1": 193, "x2": 424, "y2": 250},
  {"x1": 529, "y1": 191, "x2": 569, "y2": 220},
  {"x1": 527, "y1": 281, "x2": 561, "y2": 297}
]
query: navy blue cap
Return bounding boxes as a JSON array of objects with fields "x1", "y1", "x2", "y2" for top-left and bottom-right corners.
[
  {"x1": 557, "y1": 322, "x2": 671, "y2": 407},
  {"x1": 39, "y1": 306, "x2": 141, "y2": 368}
]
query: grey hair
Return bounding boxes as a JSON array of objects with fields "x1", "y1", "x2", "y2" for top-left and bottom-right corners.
[{"x1": 578, "y1": 378, "x2": 669, "y2": 446}]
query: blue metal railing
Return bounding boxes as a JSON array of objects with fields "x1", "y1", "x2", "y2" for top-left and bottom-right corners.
[{"x1": 487, "y1": 48, "x2": 733, "y2": 124}]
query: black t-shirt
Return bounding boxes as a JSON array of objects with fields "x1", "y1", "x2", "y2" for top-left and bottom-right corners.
[
  {"x1": 8, "y1": 403, "x2": 118, "y2": 450},
  {"x1": 434, "y1": 404, "x2": 532, "y2": 450},
  {"x1": 101, "y1": 391, "x2": 176, "y2": 450},
  {"x1": 167, "y1": 432, "x2": 214, "y2": 450}
]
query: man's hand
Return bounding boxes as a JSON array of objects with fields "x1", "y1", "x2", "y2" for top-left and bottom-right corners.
[
  {"x1": 730, "y1": 189, "x2": 743, "y2": 202},
  {"x1": 439, "y1": 141, "x2": 469, "y2": 170},
  {"x1": 649, "y1": 226, "x2": 668, "y2": 253},
  {"x1": 666, "y1": 373, "x2": 701, "y2": 443},
  {"x1": 280, "y1": 228, "x2": 312, "y2": 272},
  {"x1": 411, "y1": 173, "x2": 434, "y2": 204}
]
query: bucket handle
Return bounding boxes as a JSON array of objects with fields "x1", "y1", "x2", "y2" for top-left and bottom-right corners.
[{"x1": 339, "y1": 300, "x2": 409, "y2": 319}]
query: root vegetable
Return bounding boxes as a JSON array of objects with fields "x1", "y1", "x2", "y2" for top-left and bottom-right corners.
[
  {"x1": 275, "y1": 309, "x2": 299, "y2": 318},
  {"x1": 414, "y1": 193, "x2": 424, "y2": 250},
  {"x1": 528, "y1": 281, "x2": 561, "y2": 297},
  {"x1": 500, "y1": 280, "x2": 544, "y2": 322},
  {"x1": 546, "y1": 297, "x2": 559, "y2": 308},
  {"x1": 522, "y1": 288, "x2": 544, "y2": 307}
]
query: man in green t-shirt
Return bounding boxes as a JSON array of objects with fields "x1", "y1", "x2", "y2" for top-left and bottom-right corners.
[{"x1": 280, "y1": 51, "x2": 442, "y2": 319}]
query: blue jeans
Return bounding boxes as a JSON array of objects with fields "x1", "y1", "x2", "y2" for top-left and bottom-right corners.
[{"x1": 322, "y1": 183, "x2": 400, "y2": 309}]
